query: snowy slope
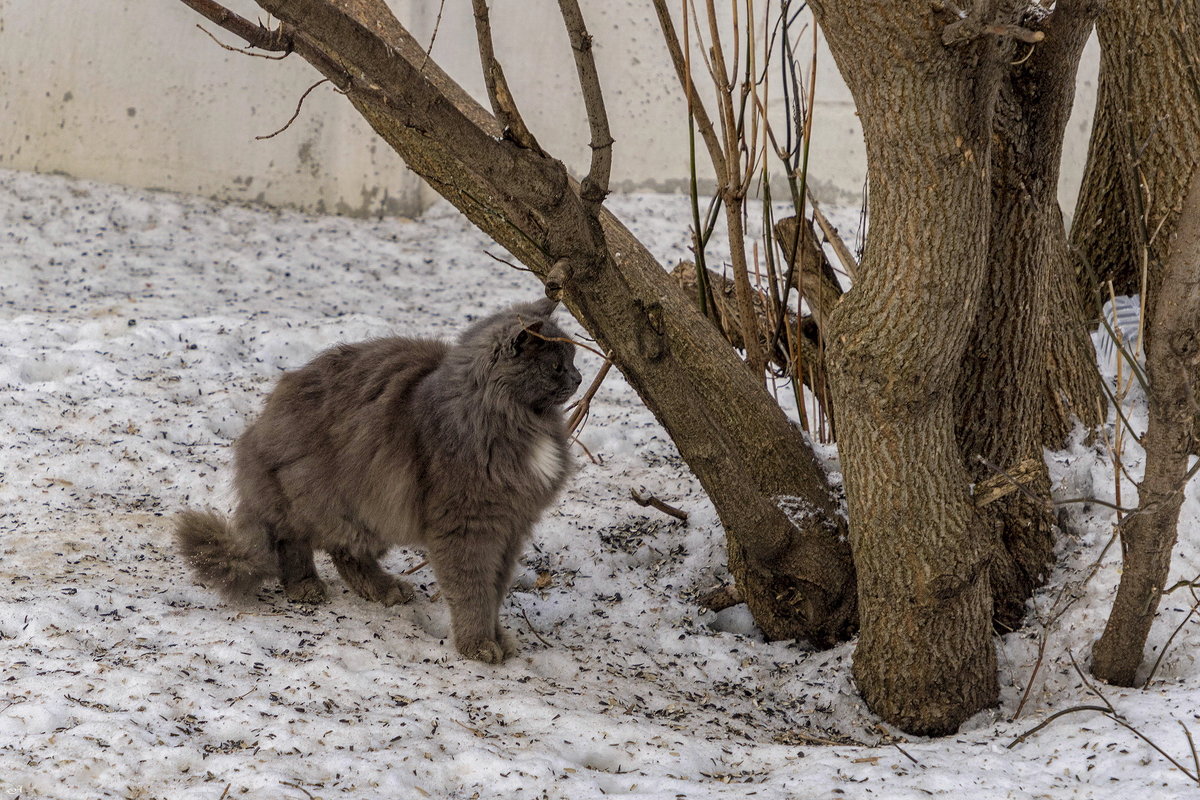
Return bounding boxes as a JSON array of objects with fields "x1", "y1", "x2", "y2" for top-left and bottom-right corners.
[{"x1": 1, "y1": 168, "x2": 1198, "y2": 799}]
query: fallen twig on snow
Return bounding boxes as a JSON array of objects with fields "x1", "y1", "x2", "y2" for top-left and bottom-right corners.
[{"x1": 630, "y1": 487, "x2": 689, "y2": 522}]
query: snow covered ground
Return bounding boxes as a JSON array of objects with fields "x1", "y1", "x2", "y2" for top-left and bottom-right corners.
[{"x1": 1, "y1": 167, "x2": 1198, "y2": 799}]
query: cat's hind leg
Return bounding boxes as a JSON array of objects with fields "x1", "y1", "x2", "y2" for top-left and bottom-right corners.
[
  {"x1": 330, "y1": 548, "x2": 414, "y2": 606},
  {"x1": 272, "y1": 525, "x2": 328, "y2": 604}
]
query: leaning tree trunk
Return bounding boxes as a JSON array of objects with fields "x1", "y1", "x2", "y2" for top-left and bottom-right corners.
[
  {"x1": 1092, "y1": 167, "x2": 1200, "y2": 685},
  {"x1": 955, "y1": 1, "x2": 1103, "y2": 631},
  {"x1": 808, "y1": 0, "x2": 1012, "y2": 735},
  {"x1": 177, "y1": 0, "x2": 857, "y2": 645}
]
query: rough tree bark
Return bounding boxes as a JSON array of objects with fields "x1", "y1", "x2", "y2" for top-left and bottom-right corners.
[
  {"x1": 808, "y1": 0, "x2": 1014, "y2": 735},
  {"x1": 955, "y1": 1, "x2": 1103, "y2": 631},
  {"x1": 806, "y1": 0, "x2": 1107, "y2": 733},
  {"x1": 1064, "y1": 0, "x2": 1200, "y2": 686},
  {"x1": 1091, "y1": 167, "x2": 1200, "y2": 686},
  {"x1": 1071, "y1": 0, "x2": 1200, "y2": 303},
  {"x1": 174, "y1": 0, "x2": 857, "y2": 645}
]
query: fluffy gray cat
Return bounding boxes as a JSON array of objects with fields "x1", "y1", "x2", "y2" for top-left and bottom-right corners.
[{"x1": 176, "y1": 298, "x2": 582, "y2": 663}]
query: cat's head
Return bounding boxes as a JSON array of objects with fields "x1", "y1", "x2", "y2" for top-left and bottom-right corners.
[{"x1": 459, "y1": 298, "x2": 583, "y2": 413}]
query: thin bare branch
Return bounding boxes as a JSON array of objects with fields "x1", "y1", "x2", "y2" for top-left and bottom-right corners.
[
  {"x1": 650, "y1": 0, "x2": 728, "y2": 177},
  {"x1": 178, "y1": 0, "x2": 291, "y2": 52},
  {"x1": 1007, "y1": 705, "x2": 1114, "y2": 748},
  {"x1": 556, "y1": 0, "x2": 613, "y2": 207},
  {"x1": 567, "y1": 360, "x2": 612, "y2": 434},
  {"x1": 255, "y1": 78, "x2": 330, "y2": 140},
  {"x1": 196, "y1": 24, "x2": 291, "y2": 59},
  {"x1": 1145, "y1": 580, "x2": 1200, "y2": 684},
  {"x1": 483, "y1": 250, "x2": 534, "y2": 273},
  {"x1": 421, "y1": 0, "x2": 447, "y2": 70},
  {"x1": 512, "y1": 597, "x2": 556, "y2": 648},
  {"x1": 1183, "y1": 720, "x2": 1200, "y2": 782},
  {"x1": 806, "y1": 187, "x2": 859, "y2": 278},
  {"x1": 630, "y1": 487, "x2": 690, "y2": 522},
  {"x1": 470, "y1": 0, "x2": 542, "y2": 152}
]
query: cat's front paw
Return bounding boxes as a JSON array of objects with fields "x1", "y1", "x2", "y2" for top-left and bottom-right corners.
[
  {"x1": 456, "y1": 637, "x2": 507, "y2": 664},
  {"x1": 377, "y1": 578, "x2": 415, "y2": 607},
  {"x1": 496, "y1": 628, "x2": 519, "y2": 658},
  {"x1": 360, "y1": 577, "x2": 414, "y2": 607}
]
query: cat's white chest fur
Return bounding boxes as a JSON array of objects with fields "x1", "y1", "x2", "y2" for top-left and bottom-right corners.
[{"x1": 528, "y1": 434, "x2": 564, "y2": 488}]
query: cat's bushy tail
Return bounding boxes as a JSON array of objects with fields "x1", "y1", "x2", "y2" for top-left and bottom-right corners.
[{"x1": 175, "y1": 509, "x2": 275, "y2": 599}]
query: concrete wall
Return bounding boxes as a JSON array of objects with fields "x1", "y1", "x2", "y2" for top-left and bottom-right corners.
[{"x1": 0, "y1": 1, "x2": 1099, "y2": 216}]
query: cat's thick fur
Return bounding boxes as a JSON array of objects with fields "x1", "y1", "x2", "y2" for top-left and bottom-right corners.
[{"x1": 176, "y1": 298, "x2": 582, "y2": 663}]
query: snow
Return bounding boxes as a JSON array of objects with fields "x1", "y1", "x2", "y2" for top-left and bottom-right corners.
[{"x1": 1, "y1": 167, "x2": 1198, "y2": 798}]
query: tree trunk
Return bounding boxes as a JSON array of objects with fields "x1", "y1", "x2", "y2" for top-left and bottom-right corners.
[
  {"x1": 809, "y1": 0, "x2": 1010, "y2": 735},
  {"x1": 956, "y1": 1, "x2": 1102, "y2": 631},
  {"x1": 178, "y1": 0, "x2": 857, "y2": 645},
  {"x1": 1071, "y1": 0, "x2": 1200, "y2": 304},
  {"x1": 1067, "y1": 0, "x2": 1200, "y2": 686},
  {"x1": 1091, "y1": 159, "x2": 1200, "y2": 686}
]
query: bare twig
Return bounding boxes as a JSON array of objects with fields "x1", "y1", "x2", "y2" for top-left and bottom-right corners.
[
  {"x1": 1069, "y1": 650, "x2": 1117, "y2": 715},
  {"x1": 567, "y1": 360, "x2": 612, "y2": 434},
  {"x1": 1109, "y1": 715, "x2": 1200, "y2": 784},
  {"x1": 806, "y1": 188, "x2": 859, "y2": 279},
  {"x1": 1145, "y1": 579, "x2": 1200, "y2": 685},
  {"x1": 401, "y1": 559, "x2": 429, "y2": 576},
  {"x1": 281, "y1": 781, "x2": 316, "y2": 800},
  {"x1": 483, "y1": 250, "x2": 534, "y2": 272},
  {"x1": 512, "y1": 598, "x2": 554, "y2": 648},
  {"x1": 1007, "y1": 705, "x2": 1114, "y2": 748},
  {"x1": 1184, "y1": 720, "x2": 1200, "y2": 782},
  {"x1": 179, "y1": 0, "x2": 292, "y2": 51},
  {"x1": 570, "y1": 434, "x2": 603, "y2": 465},
  {"x1": 982, "y1": 23, "x2": 1045, "y2": 43},
  {"x1": 1016, "y1": 655, "x2": 1200, "y2": 784},
  {"x1": 517, "y1": 321, "x2": 611, "y2": 362},
  {"x1": 421, "y1": 0, "x2": 447, "y2": 70},
  {"x1": 973, "y1": 454, "x2": 1138, "y2": 516},
  {"x1": 649, "y1": 0, "x2": 727, "y2": 177},
  {"x1": 1012, "y1": 528, "x2": 1121, "y2": 719},
  {"x1": 255, "y1": 78, "x2": 330, "y2": 140},
  {"x1": 556, "y1": 0, "x2": 613, "y2": 206},
  {"x1": 892, "y1": 743, "x2": 920, "y2": 765},
  {"x1": 630, "y1": 487, "x2": 689, "y2": 522},
  {"x1": 177, "y1": 0, "x2": 349, "y2": 100},
  {"x1": 451, "y1": 718, "x2": 486, "y2": 738},
  {"x1": 470, "y1": 0, "x2": 541, "y2": 152},
  {"x1": 196, "y1": 24, "x2": 291, "y2": 58}
]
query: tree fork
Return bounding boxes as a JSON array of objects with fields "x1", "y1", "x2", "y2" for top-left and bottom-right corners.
[{"x1": 175, "y1": 0, "x2": 856, "y2": 644}]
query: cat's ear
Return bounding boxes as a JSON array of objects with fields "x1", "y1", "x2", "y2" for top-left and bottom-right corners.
[
  {"x1": 510, "y1": 320, "x2": 545, "y2": 355},
  {"x1": 531, "y1": 297, "x2": 559, "y2": 317}
]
